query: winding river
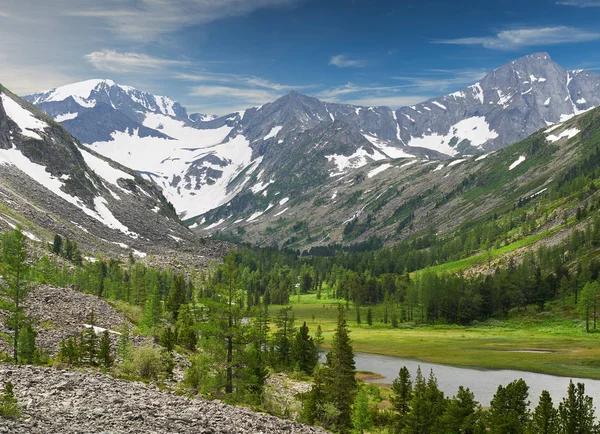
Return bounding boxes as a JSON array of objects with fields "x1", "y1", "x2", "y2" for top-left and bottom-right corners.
[{"x1": 324, "y1": 352, "x2": 600, "y2": 406}]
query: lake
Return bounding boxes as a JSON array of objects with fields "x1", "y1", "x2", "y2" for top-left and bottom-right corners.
[{"x1": 323, "y1": 351, "x2": 600, "y2": 407}]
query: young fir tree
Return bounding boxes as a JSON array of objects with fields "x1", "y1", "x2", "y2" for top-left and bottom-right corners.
[
  {"x1": 322, "y1": 305, "x2": 357, "y2": 433},
  {"x1": 527, "y1": 390, "x2": 558, "y2": 434},
  {"x1": 98, "y1": 330, "x2": 114, "y2": 368},
  {"x1": 81, "y1": 310, "x2": 98, "y2": 365},
  {"x1": 159, "y1": 325, "x2": 177, "y2": 352},
  {"x1": 441, "y1": 386, "x2": 480, "y2": 434},
  {"x1": 366, "y1": 308, "x2": 373, "y2": 326},
  {"x1": 176, "y1": 304, "x2": 197, "y2": 351},
  {"x1": 404, "y1": 368, "x2": 447, "y2": 434},
  {"x1": 391, "y1": 366, "x2": 412, "y2": 428},
  {"x1": 291, "y1": 321, "x2": 319, "y2": 375},
  {"x1": 0, "y1": 228, "x2": 32, "y2": 363},
  {"x1": 351, "y1": 388, "x2": 373, "y2": 434},
  {"x1": 273, "y1": 306, "x2": 296, "y2": 370},
  {"x1": 0, "y1": 381, "x2": 20, "y2": 419},
  {"x1": 17, "y1": 322, "x2": 37, "y2": 364},
  {"x1": 59, "y1": 336, "x2": 81, "y2": 365},
  {"x1": 486, "y1": 379, "x2": 530, "y2": 434},
  {"x1": 558, "y1": 381, "x2": 596, "y2": 434},
  {"x1": 314, "y1": 325, "x2": 324, "y2": 352},
  {"x1": 52, "y1": 234, "x2": 63, "y2": 255}
]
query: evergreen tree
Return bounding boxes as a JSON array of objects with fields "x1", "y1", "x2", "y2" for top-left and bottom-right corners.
[
  {"x1": 0, "y1": 228, "x2": 31, "y2": 363},
  {"x1": 527, "y1": 390, "x2": 558, "y2": 434},
  {"x1": 486, "y1": 379, "x2": 530, "y2": 434},
  {"x1": 391, "y1": 366, "x2": 412, "y2": 428},
  {"x1": 159, "y1": 326, "x2": 177, "y2": 352},
  {"x1": 442, "y1": 386, "x2": 480, "y2": 434},
  {"x1": 322, "y1": 305, "x2": 357, "y2": 433},
  {"x1": 166, "y1": 273, "x2": 187, "y2": 320},
  {"x1": 314, "y1": 325, "x2": 324, "y2": 352},
  {"x1": 291, "y1": 321, "x2": 319, "y2": 375},
  {"x1": 59, "y1": 336, "x2": 81, "y2": 365},
  {"x1": 558, "y1": 381, "x2": 596, "y2": 434},
  {"x1": 17, "y1": 322, "x2": 36, "y2": 364},
  {"x1": 98, "y1": 330, "x2": 114, "y2": 368},
  {"x1": 176, "y1": 304, "x2": 197, "y2": 351},
  {"x1": 52, "y1": 234, "x2": 63, "y2": 255},
  {"x1": 366, "y1": 308, "x2": 373, "y2": 326},
  {"x1": 352, "y1": 388, "x2": 373, "y2": 434},
  {"x1": 81, "y1": 311, "x2": 99, "y2": 366},
  {"x1": 273, "y1": 306, "x2": 296, "y2": 369},
  {"x1": 404, "y1": 368, "x2": 447, "y2": 434},
  {"x1": 0, "y1": 381, "x2": 20, "y2": 419}
]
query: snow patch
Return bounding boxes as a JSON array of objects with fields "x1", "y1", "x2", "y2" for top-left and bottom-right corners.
[
  {"x1": 1, "y1": 93, "x2": 48, "y2": 140},
  {"x1": 264, "y1": 126, "x2": 283, "y2": 140},
  {"x1": 279, "y1": 197, "x2": 289, "y2": 206},
  {"x1": 55, "y1": 112, "x2": 78, "y2": 122},
  {"x1": 326, "y1": 147, "x2": 386, "y2": 176},
  {"x1": 547, "y1": 128, "x2": 580, "y2": 143},
  {"x1": 368, "y1": 163, "x2": 392, "y2": 178},
  {"x1": 509, "y1": 156, "x2": 526, "y2": 171}
]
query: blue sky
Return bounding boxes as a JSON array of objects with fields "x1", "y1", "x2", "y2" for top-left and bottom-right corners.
[{"x1": 1, "y1": 0, "x2": 600, "y2": 114}]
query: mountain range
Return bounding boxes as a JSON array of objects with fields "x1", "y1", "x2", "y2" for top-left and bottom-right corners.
[{"x1": 16, "y1": 52, "x2": 600, "y2": 249}]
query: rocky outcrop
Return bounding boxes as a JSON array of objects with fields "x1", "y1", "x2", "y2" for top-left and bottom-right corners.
[{"x1": 0, "y1": 364, "x2": 327, "y2": 433}]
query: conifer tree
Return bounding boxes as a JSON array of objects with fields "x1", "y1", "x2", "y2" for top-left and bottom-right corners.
[
  {"x1": 0, "y1": 228, "x2": 31, "y2": 363},
  {"x1": 391, "y1": 366, "x2": 412, "y2": 428},
  {"x1": 98, "y1": 330, "x2": 114, "y2": 368},
  {"x1": 273, "y1": 306, "x2": 296, "y2": 369},
  {"x1": 527, "y1": 390, "x2": 558, "y2": 434},
  {"x1": 17, "y1": 322, "x2": 36, "y2": 364},
  {"x1": 52, "y1": 234, "x2": 62, "y2": 255},
  {"x1": 0, "y1": 381, "x2": 20, "y2": 418},
  {"x1": 291, "y1": 321, "x2": 318, "y2": 375},
  {"x1": 81, "y1": 310, "x2": 98, "y2": 365},
  {"x1": 442, "y1": 386, "x2": 479, "y2": 434},
  {"x1": 558, "y1": 381, "x2": 596, "y2": 434},
  {"x1": 366, "y1": 308, "x2": 373, "y2": 326},
  {"x1": 352, "y1": 388, "x2": 373, "y2": 434},
  {"x1": 322, "y1": 305, "x2": 357, "y2": 433},
  {"x1": 487, "y1": 379, "x2": 530, "y2": 434},
  {"x1": 314, "y1": 325, "x2": 324, "y2": 352}
]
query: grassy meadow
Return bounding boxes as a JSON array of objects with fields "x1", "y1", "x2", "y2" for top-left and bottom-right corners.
[{"x1": 270, "y1": 292, "x2": 600, "y2": 380}]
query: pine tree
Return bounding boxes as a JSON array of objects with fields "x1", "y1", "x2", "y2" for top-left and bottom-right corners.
[
  {"x1": 391, "y1": 366, "x2": 412, "y2": 428},
  {"x1": 17, "y1": 322, "x2": 36, "y2": 364},
  {"x1": 176, "y1": 304, "x2": 197, "y2": 351},
  {"x1": 486, "y1": 379, "x2": 530, "y2": 434},
  {"x1": 366, "y1": 308, "x2": 373, "y2": 326},
  {"x1": 291, "y1": 321, "x2": 319, "y2": 375},
  {"x1": 314, "y1": 325, "x2": 324, "y2": 352},
  {"x1": 273, "y1": 306, "x2": 296, "y2": 369},
  {"x1": 352, "y1": 388, "x2": 373, "y2": 434},
  {"x1": 322, "y1": 305, "x2": 357, "y2": 433},
  {"x1": 0, "y1": 381, "x2": 20, "y2": 419},
  {"x1": 0, "y1": 228, "x2": 32, "y2": 363},
  {"x1": 442, "y1": 386, "x2": 479, "y2": 434},
  {"x1": 166, "y1": 273, "x2": 187, "y2": 320},
  {"x1": 52, "y1": 234, "x2": 63, "y2": 255},
  {"x1": 527, "y1": 390, "x2": 558, "y2": 434},
  {"x1": 59, "y1": 336, "x2": 80, "y2": 365},
  {"x1": 98, "y1": 330, "x2": 114, "y2": 368},
  {"x1": 159, "y1": 326, "x2": 177, "y2": 352},
  {"x1": 81, "y1": 310, "x2": 98, "y2": 365},
  {"x1": 558, "y1": 381, "x2": 596, "y2": 434}
]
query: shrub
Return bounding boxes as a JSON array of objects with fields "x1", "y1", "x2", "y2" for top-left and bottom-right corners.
[{"x1": 133, "y1": 346, "x2": 163, "y2": 380}]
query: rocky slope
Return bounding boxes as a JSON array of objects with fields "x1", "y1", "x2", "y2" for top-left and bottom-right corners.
[
  {"x1": 0, "y1": 364, "x2": 326, "y2": 434},
  {"x1": 25, "y1": 53, "x2": 600, "y2": 229},
  {"x1": 0, "y1": 83, "x2": 229, "y2": 263},
  {"x1": 201, "y1": 105, "x2": 600, "y2": 250}
]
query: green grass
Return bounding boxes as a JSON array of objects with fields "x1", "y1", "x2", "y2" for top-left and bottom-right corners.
[{"x1": 270, "y1": 294, "x2": 600, "y2": 380}]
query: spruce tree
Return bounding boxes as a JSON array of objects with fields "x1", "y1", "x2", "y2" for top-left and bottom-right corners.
[
  {"x1": 322, "y1": 305, "x2": 357, "y2": 433},
  {"x1": 17, "y1": 322, "x2": 36, "y2": 364},
  {"x1": 314, "y1": 325, "x2": 324, "y2": 352},
  {"x1": 291, "y1": 321, "x2": 318, "y2": 375},
  {"x1": 0, "y1": 381, "x2": 20, "y2": 419},
  {"x1": 391, "y1": 366, "x2": 412, "y2": 428},
  {"x1": 52, "y1": 234, "x2": 63, "y2": 255},
  {"x1": 558, "y1": 381, "x2": 596, "y2": 434},
  {"x1": 442, "y1": 386, "x2": 480, "y2": 434},
  {"x1": 0, "y1": 228, "x2": 31, "y2": 363},
  {"x1": 366, "y1": 308, "x2": 373, "y2": 326},
  {"x1": 351, "y1": 388, "x2": 373, "y2": 434},
  {"x1": 273, "y1": 306, "x2": 296, "y2": 369},
  {"x1": 528, "y1": 390, "x2": 558, "y2": 434},
  {"x1": 487, "y1": 379, "x2": 530, "y2": 434},
  {"x1": 98, "y1": 330, "x2": 114, "y2": 368}
]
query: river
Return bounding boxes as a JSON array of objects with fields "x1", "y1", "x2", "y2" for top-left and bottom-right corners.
[{"x1": 324, "y1": 351, "x2": 600, "y2": 407}]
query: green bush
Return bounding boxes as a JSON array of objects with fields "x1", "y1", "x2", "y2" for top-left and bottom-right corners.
[{"x1": 133, "y1": 346, "x2": 163, "y2": 380}]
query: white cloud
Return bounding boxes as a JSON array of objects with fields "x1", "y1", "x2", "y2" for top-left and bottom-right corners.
[
  {"x1": 62, "y1": 0, "x2": 302, "y2": 40},
  {"x1": 341, "y1": 95, "x2": 428, "y2": 109},
  {"x1": 391, "y1": 68, "x2": 487, "y2": 92},
  {"x1": 176, "y1": 72, "x2": 313, "y2": 92},
  {"x1": 315, "y1": 82, "x2": 428, "y2": 108},
  {"x1": 329, "y1": 55, "x2": 367, "y2": 68},
  {"x1": 436, "y1": 26, "x2": 600, "y2": 50},
  {"x1": 557, "y1": 1, "x2": 600, "y2": 6},
  {"x1": 0, "y1": 12, "x2": 10, "y2": 17},
  {"x1": 85, "y1": 50, "x2": 189, "y2": 73}
]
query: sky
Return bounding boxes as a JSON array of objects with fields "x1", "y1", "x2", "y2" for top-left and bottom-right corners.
[{"x1": 1, "y1": 0, "x2": 600, "y2": 115}]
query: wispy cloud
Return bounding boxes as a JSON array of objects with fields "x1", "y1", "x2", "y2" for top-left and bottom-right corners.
[
  {"x1": 436, "y1": 26, "x2": 600, "y2": 50},
  {"x1": 0, "y1": 12, "x2": 10, "y2": 17},
  {"x1": 176, "y1": 72, "x2": 313, "y2": 92},
  {"x1": 62, "y1": 0, "x2": 302, "y2": 40},
  {"x1": 85, "y1": 50, "x2": 189, "y2": 73},
  {"x1": 329, "y1": 55, "x2": 367, "y2": 68},
  {"x1": 315, "y1": 82, "x2": 427, "y2": 108},
  {"x1": 556, "y1": 1, "x2": 600, "y2": 6},
  {"x1": 391, "y1": 68, "x2": 487, "y2": 92}
]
